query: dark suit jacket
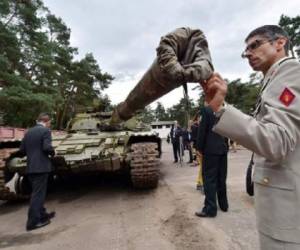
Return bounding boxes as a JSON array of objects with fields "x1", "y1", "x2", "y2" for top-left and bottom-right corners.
[
  {"x1": 196, "y1": 107, "x2": 228, "y2": 155},
  {"x1": 191, "y1": 123, "x2": 198, "y2": 143},
  {"x1": 20, "y1": 124, "x2": 55, "y2": 174},
  {"x1": 170, "y1": 126, "x2": 183, "y2": 144},
  {"x1": 182, "y1": 129, "x2": 191, "y2": 143}
]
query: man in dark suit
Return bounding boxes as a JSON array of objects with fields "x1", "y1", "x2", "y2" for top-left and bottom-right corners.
[
  {"x1": 195, "y1": 106, "x2": 229, "y2": 217},
  {"x1": 169, "y1": 121, "x2": 183, "y2": 163},
  {"x1": 20, "y1": 113, "x2": 55, "y2": 231}
]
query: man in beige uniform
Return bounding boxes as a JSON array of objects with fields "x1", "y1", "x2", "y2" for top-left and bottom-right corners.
[{"x1": 201, "y1": 25, "x2": 300, "y2": 249}]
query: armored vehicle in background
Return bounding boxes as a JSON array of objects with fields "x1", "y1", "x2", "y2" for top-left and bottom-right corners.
[
  {"x1": 2, "y1": 112, "x2": 161, "y2": 198},
  {"x1": 61, "y1": 111, "x2": 161, "y2": 189},
  {"x1": 0, "y1": 112, "x2": 161, "y2": 200}
]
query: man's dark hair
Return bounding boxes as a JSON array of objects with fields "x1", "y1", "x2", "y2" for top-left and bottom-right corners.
[
  {"x1": 245, "y1": 25, "x2": 290, "y2": 55},
  {"x1": 37, "y1": 113, "x2": 51, "y2": 123}
]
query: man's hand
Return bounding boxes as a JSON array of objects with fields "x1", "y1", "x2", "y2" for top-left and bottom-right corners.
[{"x1": 200, "y1": 73, "x2": 227, "y2": 112}]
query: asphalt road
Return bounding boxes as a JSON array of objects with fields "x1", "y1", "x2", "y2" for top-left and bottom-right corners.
[{"x1": 0, "y1": 141, "x2": 258, "y2": 250}]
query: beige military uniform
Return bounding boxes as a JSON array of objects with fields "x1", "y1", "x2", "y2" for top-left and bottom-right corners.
[{"x1": 213, "y1": 57, "x2": 300, "y2": 245}]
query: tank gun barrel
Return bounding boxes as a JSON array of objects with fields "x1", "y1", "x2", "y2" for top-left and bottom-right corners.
[{"x1": 110, "y1": 27, "x2": 214, "y2": 125}]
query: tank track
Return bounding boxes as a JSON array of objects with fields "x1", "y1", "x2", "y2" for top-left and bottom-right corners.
[
  {"x1": 130, "y1": 142, "x2": 160, "y2": 189},
  {"x1": 0, "y1": 149, "x2": 27, "y2": 201}
]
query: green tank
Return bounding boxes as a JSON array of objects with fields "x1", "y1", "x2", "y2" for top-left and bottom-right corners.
[
  {"x1": 1, "y1": 27, "x2": 213, "y2": 200},
  {"x1": 3, "y1": 112, "x2": 161, "y2": 198}
]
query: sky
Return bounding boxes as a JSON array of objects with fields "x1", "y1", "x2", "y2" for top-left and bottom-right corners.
[{"x1": 43, "y1": 0, "x2": 300, "y2": 108}]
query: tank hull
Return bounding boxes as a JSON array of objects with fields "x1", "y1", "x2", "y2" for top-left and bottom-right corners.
[{"x1": 3, "y1": 129, "x2": 161, "y2": 200}]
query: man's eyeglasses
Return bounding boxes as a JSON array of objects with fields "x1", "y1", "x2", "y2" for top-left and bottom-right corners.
[{"x1": 241, "y1": 39, "x2": 273, "y2": 58}]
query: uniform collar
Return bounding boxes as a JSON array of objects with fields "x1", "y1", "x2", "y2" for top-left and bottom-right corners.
[{"x1": 263, "y1": 57, "x2": 294, "y2": 84}]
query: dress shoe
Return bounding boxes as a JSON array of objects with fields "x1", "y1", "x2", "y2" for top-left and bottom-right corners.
[
  {"x1": 173, "y1": 160, "x2": 178, "y2": 163},
  {"x1": 43, "y1": 211, "x2": 56, "y2": 220},
  {"x1": 195, "y1": 211, "x2": 216, "y2": 218},
  {"x1": 220, "y1": 206, "x2": 228, "y2": 212},
  {"x1": 26, "y1": 219, "x2": 50, "y2": 231}
]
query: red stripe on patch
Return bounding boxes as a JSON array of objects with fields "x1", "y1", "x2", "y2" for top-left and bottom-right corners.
[{"x1": 279, "y1": 88, "x2": 295, "y2": 107}]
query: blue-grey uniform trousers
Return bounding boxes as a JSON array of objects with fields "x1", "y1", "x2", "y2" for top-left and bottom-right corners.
[
  {"x1": 259, "y1": 232, "x2": 300, "y2": 250},
  {"x1": 26, "y1": 173, "x2": 49, "y2": 227}
]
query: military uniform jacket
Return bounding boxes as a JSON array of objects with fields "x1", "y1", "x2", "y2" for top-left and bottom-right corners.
[
  {"x1": 214, "y1": 57, "x2": 300, "y2": 243},
  {"x1": 20, "y1": 124, "x2": 55, "y2": 174}
]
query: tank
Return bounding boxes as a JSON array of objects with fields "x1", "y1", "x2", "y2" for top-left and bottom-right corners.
[
  {"x1": 1, "y1": 112, "x2": 161, "y2": 199},
  {"x1": 1, "y1": 27, "x2": 213, "y2": 200}
]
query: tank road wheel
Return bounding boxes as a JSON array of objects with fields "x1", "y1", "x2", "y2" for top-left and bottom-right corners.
[
  {"x1": 0, "y1": 150, "x2": 19, "y2": 201},
  {"x1": 0, "y1": 166, "x2": 19, "y2": 201},
  {"x1": 14, "y1": 175, "x2": 31, "y2": 196},
  {"x1": 130, "y1": 142, "x2": 160, "y2": 189},
  {"x1": 0, "y1": 149, "x2": 30, "y2": 201}
]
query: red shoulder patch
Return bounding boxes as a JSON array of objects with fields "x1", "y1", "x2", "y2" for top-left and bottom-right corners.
[{"x1": 279, "y1": 87, "x2": 295, "y2": 107}]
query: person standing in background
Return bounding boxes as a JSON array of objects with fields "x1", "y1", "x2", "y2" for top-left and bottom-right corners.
[
  {"x1": 183, "y1": 123, "x2": 193, "y2": 164},
  {"x1": 169, "y1": 121, "x2": 183, "y2": 163}
]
